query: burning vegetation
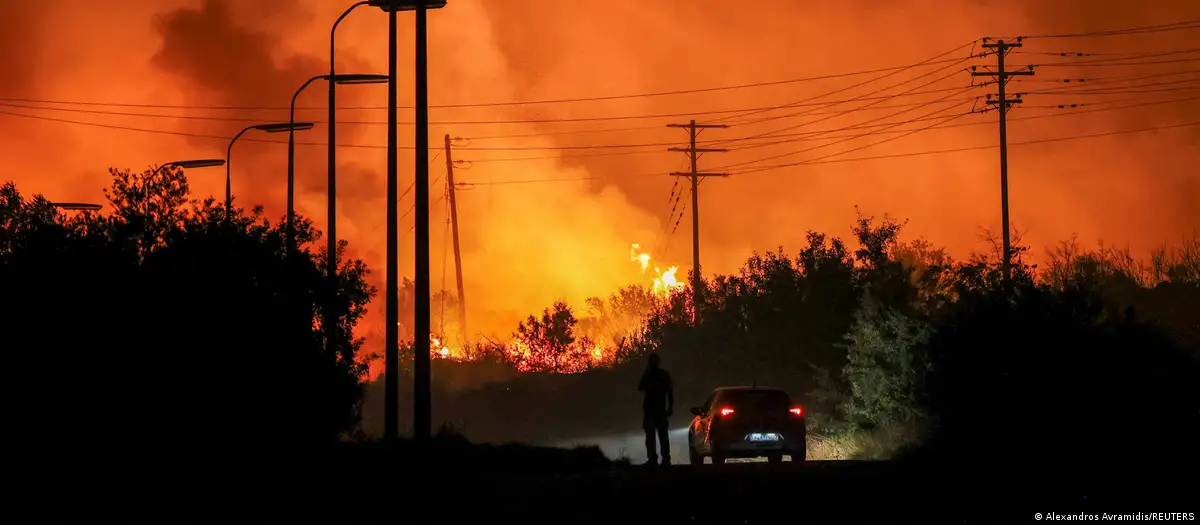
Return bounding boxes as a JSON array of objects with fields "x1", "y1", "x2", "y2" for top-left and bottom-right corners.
[{"x1": 403, "y1": 242, "x2": 686, "y2": 374}]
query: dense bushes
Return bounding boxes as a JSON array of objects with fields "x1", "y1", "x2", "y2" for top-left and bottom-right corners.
[
  {"x1": 1, "y1": 171, "x2": 374, "y2": 475},
  {"x1": 375, "y1": 213, "x2": 1200, "y2": 469}
]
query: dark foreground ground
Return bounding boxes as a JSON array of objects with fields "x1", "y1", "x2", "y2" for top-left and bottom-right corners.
[{"x1": 7, "y1": 439, "x2": 1195, "y2": 524}]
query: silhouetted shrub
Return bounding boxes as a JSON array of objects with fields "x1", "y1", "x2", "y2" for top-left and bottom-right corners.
[{"x1": 1, "y1": 170, "x2": 375, "y2": 478}]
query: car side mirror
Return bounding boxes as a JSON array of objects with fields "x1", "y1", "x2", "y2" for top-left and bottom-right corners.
[{"x1": 689, "y1": 406, "x2": 703, "y2": 417}]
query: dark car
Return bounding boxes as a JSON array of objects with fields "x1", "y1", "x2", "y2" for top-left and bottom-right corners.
[{"x1": 686, "y1": 386, "x2": 806, "y2": 465}]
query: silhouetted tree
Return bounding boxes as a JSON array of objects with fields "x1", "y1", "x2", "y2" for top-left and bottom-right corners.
[
  {"x1": 512, "y1": 300, "x2": 597, "y2": 374},
  {"x1": 580, "y1": 284, "x2": 659, "y2": 352},
  {"x1": 1, "y1": 167, "x2": 375, "y2": 480}
]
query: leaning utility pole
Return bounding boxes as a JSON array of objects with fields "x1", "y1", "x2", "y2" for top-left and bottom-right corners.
[
  {"x1": 668, "y1": 120, "x2": 727, "y2": 310},
  {"x1": 443, "y1": 134, "x2": 467, "y2": 339},
  {"x1": 971, "y1": 37, "x2": 1034, "y2": 285}
]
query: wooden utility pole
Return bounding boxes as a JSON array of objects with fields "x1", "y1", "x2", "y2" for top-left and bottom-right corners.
[
  {"x1": 668, "y1": 120, "x2": 728, "y2": 309},
  {"x1": 443, "y1": 134, "x2": 467, "y2": 339},
  {"x1": 971, "y1": 37, "x2": 1034, "y2": 285}
]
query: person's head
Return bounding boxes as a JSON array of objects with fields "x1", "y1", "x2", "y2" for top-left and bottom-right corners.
[{"x1": 647, "y1": 352, "x2": 661, "y2": 369}]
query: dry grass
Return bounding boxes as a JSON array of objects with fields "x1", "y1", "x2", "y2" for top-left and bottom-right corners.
[{"x1": 806, "y1": 424, "x2": 923, "y2": 460}]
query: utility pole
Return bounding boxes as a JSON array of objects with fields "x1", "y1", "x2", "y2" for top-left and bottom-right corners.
[
  {"x1": 444, "y1": 134, "x2": 468, "y2": 339},
  {"x1": 667, "y1": 119, "x2": 727, "y2": 312},
  {"x1": 971, "y1": 37, "x2": 1034, "y2": 285}
]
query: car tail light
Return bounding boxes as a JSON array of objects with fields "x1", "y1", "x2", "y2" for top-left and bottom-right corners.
[
  {"x1": 719, "y1": 407, "x2": 735, "y2": 417},
  {"x1": 789, "y1": 406, "x2": 803, "y2": 416}
]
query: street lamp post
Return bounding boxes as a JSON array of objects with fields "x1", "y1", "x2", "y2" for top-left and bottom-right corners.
[
  {"x1": 329, "y1": 4, "x2": 394, "y2": 369},
  {"x1": 226, "y1": 122, "x2": 315, "y2": 217},
  {"x1": 373, "y1": 0, "x2": 447, "y2": 446},
  {"x1": 287, "y1": 73, "x2": 388, "y2": 259}
]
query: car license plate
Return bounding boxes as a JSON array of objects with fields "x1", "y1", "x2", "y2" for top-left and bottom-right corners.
[{"x1": 747, "y1": 433, "x2": 780, "y2": 442}]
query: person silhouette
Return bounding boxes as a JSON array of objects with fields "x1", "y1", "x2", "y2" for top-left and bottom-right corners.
[{"x1": 638, "y1": 352, "x2": 674, "y2": 467}]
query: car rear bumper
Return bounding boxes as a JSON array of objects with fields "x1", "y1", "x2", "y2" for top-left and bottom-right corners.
[{"x1": 713, "y1": 432, "x2": 805, "y2": 458}]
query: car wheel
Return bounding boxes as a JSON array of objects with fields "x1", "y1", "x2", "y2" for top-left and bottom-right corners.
[
  {"x1": 767, "y1": 453, "x2": 783, "y2": 465},
  {"x1": 711, "y1": 451, "x2": 725, "y2": 465},
  {"x1": 793, "y1": 446, "x2": 807, "y2": 463}
]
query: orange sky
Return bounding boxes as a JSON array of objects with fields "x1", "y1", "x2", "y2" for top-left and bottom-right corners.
[{"x1": 2, "y1": 0, "x2": 1198, "y2": 350}]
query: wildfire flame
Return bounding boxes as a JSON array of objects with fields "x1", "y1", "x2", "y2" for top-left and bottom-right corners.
[
  {"x1": 377, "y1": 242, "x2": 674, "y2": 376},
  {"x1": 503, "y1": 338, "x2": 608, "y2": 373},
  {"x1": 427, "y1": 333, "x2": 608, "y2": 372},
  {"x1": 631, "y1": 243, "x2": 686, "y2": 296},
  {"x1": 430, "y1": 335, "x2": 469, "y2": 361}
]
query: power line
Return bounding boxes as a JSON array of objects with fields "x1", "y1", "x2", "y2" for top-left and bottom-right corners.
[
  {"x1": 1036, "y1": 57, "x2": 1200, "y2": 68},
  {"x1": 1018, "y1": 47, "x2": 1200, "y2": 65},
  {"x1": 1023, "y1": 76, "x2": 1200, "y2": 95},
  {"x1": 471, "y1": 97, "x2": 987, "y2": 156},
  {"x1": 456, "y1": 93, "x2": 1200, "y2": 164},
  {"x1": 0, "y1": 55, "x2": 979, "y2": 113},
  {"x1": 668, "y1": 187, "x2": 690, "y2": 239},
  {"x1": 0, "y1": 106, "x2": 677, "y2": 152},
  {"x1": 717, "y1": 65, "x2": 980, "y2": 147},
  {"x1": 1020, "y1": 69, "x2": 1200, "y2": 89},
  {"x1": 720, "y1": 56, "x2": 980, "y2": 131},
  {"x1": 454, "y1": 175, "x2": 631, "y2": 185},
  {"x1": 727, "y1": 120, "x2": 1200, "y2": 175},
  {"x1": 3, "y1": 106, "x2": 730, "y2": 154},
  {"x1": 0, "y1": 83, "x2": 993, "y2": 137},
  {"x1": 0, "y1": 91, "x2": 985, "y2": 153},
  {"x1": 649, "y1": 159, "x2": 688, "y2": 262},
  {"x1": 709, "y1": 40, "x2": 980, "y2": 125},
  {"x1": 367, "y1": 167, "x2": 441, "y2": 237},
  {"x1": 1017, "y1": 50, "x2": 1198, "y2": 58},
  {"x1": 0, "y1": 100, "x2": 820, "y2": 126},
  {"x1": 1028, "y1": 85, "x2": 1200, "y2": 96},
  {"x1": 729, "y1": 112, "x2": 974, "y2": 175},
  {"x1": 712, "y1": 94, "x2": 979, "y2": 171},
  {"x1": 1020, "y1": 20, "x2": 1200, "y2": 39},
  {"x1": 725, "y1": 88, "x2": 980, "y2": 154},
  {"x1": 458, "y1": 86, "x2": 987, "y2": 142},
  {"x1": 406, "y1": 194, "x2": 444, "y2": 235},
  {"x1": 457, "y1": 120, "x2": 1200, "y2": 186}
]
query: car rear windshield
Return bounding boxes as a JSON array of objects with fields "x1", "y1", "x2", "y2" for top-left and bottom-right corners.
[{"x1": 723, "y1": 389, "x2": 791, "y2": 410}]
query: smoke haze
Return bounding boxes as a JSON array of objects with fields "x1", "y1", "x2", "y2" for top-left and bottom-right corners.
[{"x1": 2, "y1": 1, "x2": 1197, "y2": 370}]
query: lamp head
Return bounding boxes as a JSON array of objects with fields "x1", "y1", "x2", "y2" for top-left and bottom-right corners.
[
  {"x1": 50, "y1": 202, "x2": 103, "y2": 211},
  {"x1": 169, "y1": 159, "x2": 226, "y2": 169},
  {"x1": 369, "y1": 0, "x2": 447, "y2": 12},
  {"x1": 255, "y1": 122, "x2": 315, "y2": 133},
  {"x1": 330, "y1": 73, "x2": 389, "y2": 85}
]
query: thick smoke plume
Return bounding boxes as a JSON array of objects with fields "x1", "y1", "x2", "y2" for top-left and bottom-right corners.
[{"x1": 2, "y1": 1, "x2": 1197, "y2": 369}]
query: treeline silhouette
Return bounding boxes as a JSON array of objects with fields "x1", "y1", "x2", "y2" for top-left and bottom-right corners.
[
  {"x1": 367, "y1": 213, "x2": 1200, "y2": 470},
  {"x1": 1, "y1": 168, "x2": 375, "y2": 480},
  {"x1": 6, "y1": 167, "x2": 1198, "y2": 480}
]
